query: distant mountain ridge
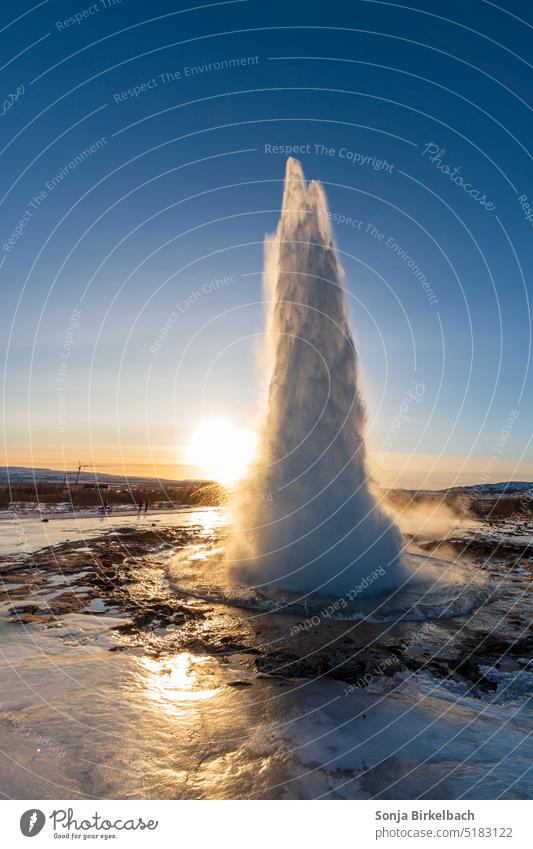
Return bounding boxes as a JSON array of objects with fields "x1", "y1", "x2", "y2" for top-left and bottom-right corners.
[
  {"x1": 0, "y1": 466, "x2": 207, "y2": 487},
  {"x1": 0, "y1": 467, "x2": 531, "y2": 494},
  {"x1": 443, "y1": 481, "x2": 533, "y2": 495}
]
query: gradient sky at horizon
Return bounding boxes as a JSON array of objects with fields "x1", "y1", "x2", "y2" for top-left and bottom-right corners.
[{"x1": 1, "y1": 0, "x2": 532, "y2": 488}]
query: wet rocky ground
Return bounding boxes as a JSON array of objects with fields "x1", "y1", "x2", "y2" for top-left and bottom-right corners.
[{"x1": 1, "y1": 515, "x2": 532, "y2": 701}]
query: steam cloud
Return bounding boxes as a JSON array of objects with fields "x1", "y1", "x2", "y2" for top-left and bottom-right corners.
[{"x1": 231, "y1": 158, "x2": 410, "y2": 597}]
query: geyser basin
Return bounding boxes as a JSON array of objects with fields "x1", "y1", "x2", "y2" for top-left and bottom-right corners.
[
  {"x1": 173, "y1": 539, "x2": 493, "y2": 623},
  {"x1": 230, "y1": 158, "x2": 411, "y2": 598}
]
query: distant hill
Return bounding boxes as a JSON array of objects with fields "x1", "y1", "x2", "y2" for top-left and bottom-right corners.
[
  {"x1": 0, "y1": 466, "x2": 208, "y2": 488},
  {"x1": 442, "y1": 481, "x2": 533, "y2": 495},
  {"x1": 1, "y1": 468, "x2": 531, "y2": 497}
]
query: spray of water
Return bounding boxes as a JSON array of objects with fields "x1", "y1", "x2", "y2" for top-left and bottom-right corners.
[{"x1": 230, "y1": 158, "x2": 410, "y2": 598}]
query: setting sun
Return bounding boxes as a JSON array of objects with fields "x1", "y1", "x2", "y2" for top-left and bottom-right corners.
[{"x1": 184, "y1": 418, "x2": 258, "y2": 485}]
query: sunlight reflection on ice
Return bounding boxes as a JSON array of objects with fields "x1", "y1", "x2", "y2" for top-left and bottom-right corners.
[
  {"x1": 139, "y1": 653, "x2": 220, "y2": 712},
  {"x1": 187, "y1": 508, "x2": 228, "y2": 536},
  {"x1": 139, "y1": 652, "x2": 220, "y2": 713}
]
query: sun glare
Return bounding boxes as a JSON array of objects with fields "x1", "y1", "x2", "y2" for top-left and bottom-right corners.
[{"x1": 184, "y1": 418, "x2": 257, "y2": 485}]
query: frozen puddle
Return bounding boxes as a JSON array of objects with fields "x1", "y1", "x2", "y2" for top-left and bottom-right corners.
[
  {"x1": 0, "y1": 617, "x2": 532, "y2": 800},
  {"x1": 0, "y1": 507, "x2": 224, "y2": 556}
]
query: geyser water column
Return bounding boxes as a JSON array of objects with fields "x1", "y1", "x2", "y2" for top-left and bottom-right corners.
[{"x1": 231, "y1": 158, "x2": 409, "y2": 598}]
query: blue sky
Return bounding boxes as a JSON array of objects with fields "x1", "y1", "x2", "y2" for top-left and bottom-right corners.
[{"x1": 1, "y1": 0, "x2": 532, "y2": 487}]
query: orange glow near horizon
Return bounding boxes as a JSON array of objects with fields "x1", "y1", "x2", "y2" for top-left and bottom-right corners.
[{"x1": 2, "y1": 444, "x2": 532, "y2": 490}]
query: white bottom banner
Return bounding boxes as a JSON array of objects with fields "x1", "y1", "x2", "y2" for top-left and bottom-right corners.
[{"x1": 2, "y1": 800, "x2": 530, "y2": 847}]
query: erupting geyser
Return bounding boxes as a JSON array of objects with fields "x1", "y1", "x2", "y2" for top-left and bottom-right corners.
[{"x1": 231, "y1": 158, "x2": 410, "y2": 598}]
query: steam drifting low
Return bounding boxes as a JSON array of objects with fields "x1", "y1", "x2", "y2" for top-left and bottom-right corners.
[{"x1": 231, "y1": 158, "x2": 410, "y2": 598}]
